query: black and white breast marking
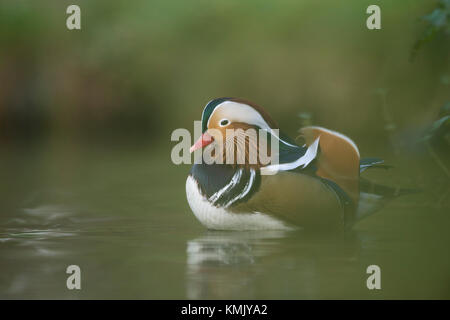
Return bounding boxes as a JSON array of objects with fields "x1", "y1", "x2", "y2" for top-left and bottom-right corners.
[{"x1": 189, "y1": 164, "x2": 261, "y2": 208}]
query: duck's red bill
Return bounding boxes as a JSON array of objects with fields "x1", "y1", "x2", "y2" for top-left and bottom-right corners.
[{"x1": 190, "y1": 132, "x2": 213, "y2": 153}]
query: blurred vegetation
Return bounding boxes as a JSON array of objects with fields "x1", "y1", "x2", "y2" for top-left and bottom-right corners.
[
  {"x1": 411, "y1": 0, "x2": 450, "y2": 60},
  {"x1": 0, "y1": 0, "x2": 448, "y2": 152}
]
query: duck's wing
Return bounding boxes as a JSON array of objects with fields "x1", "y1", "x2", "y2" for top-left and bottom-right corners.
[
  {"x1": 231, "y1": 171, "x2": 344, "y2": 229},
  {"x1": 245, "y1": 126, "x2": 361, "y2": 226}
]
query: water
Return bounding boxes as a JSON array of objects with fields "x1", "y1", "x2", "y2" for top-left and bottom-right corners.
[{"x1": 1, "y1": 142, "x2": 449, "y2": 299}]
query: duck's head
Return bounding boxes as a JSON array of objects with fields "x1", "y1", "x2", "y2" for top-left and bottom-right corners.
[{"x1": 190, "y1": 97, "x2": 280, "y2": 167}]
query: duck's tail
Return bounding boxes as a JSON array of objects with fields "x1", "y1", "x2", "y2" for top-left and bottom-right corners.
[
  {"x1": 298, "y1": 127, "x2": 419, "y2": 223},
  {"x1": 356, "y1": 159, "x2": 420, "y2": 221}
]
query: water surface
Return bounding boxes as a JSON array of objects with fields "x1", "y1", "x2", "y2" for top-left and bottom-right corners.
[{"x1": 1, "y1": 143, "x2": 449, "y2": 299}]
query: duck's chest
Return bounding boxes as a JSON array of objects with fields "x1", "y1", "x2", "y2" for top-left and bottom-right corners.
[{"x1": 185, "y1": 164, "x2": 290, "y2": 230}]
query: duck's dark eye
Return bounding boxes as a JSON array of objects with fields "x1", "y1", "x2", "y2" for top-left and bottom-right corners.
[{"x1": 219, "y1": 119, "x2": 230, "y2": 127}]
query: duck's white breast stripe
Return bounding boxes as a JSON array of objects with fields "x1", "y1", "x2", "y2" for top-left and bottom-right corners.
[
  {"x1": 223, "y1": 168, "x2": 256, "y2": 207},
  {"x1": 208, "y1": 168, "x2": 243, "y2": 204},
  {"x1": 238, "y1": 169, "x2": 255, "y2": 200}
]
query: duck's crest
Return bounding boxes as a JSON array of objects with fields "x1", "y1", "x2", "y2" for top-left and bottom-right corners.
[{"x1": 201, "y1": 97, "x2": 232, "y2": 132}]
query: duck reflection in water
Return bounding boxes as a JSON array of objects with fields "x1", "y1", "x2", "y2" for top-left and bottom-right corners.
[{"x1": 185, "y1": 230, "x2": 361, "y2": 299}]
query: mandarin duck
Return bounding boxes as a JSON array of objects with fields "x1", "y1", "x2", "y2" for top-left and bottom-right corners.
[{"x1": 186, "y1": 98, "x2": 411, "y2": 231}]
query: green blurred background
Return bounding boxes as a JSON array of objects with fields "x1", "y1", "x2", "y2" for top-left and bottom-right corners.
[
  {"x1": 0, "y1": 0, "x2": 448, "y2": 148},
  {"x1": 1, "y1": 0, "x2": 449, "y2": 299}
]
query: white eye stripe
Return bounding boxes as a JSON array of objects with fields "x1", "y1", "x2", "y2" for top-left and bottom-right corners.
[
  {"x1": 207, "y1": 101, "x2": 271, "y2": 130},
  {"x1": 207, "y1": 101, "x2": 298, "y2": 150}
]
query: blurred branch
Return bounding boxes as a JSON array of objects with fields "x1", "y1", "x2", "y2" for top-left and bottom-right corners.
[
  {"x1": 411, "y1": 0, "x2": 450, "y2": 61},
  {"x1": 425, "y1": 139, "x2": 450, "y2": 178}
]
